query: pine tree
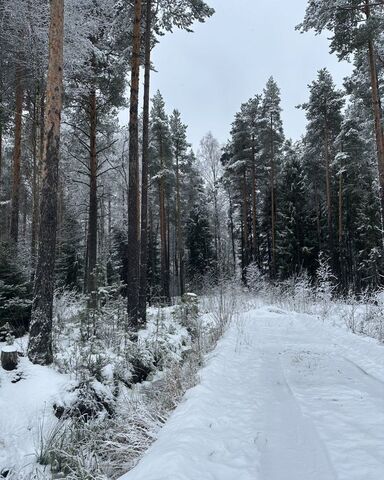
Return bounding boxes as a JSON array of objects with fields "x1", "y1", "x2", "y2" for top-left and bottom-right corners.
[
  {"x1": 127, "y1": 0, "x2": 142, "y2": 329},
  {"x1": 150, "y1": 91, "x2": 173, "y2": 304},
  {"x1": 170, "y1": 110, "x2": 190, "y2": 296},
  {"x1": 260, "y1": 77, "x2": 284, "y2": 277},
  {"x1": 299, "y1": 0, "x2": 384, "y2": 230},
  {"x1": 28, "y1": 0, "x2": 65, "y2": 365}
]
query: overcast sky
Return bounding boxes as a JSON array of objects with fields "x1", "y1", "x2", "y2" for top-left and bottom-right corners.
[{"x1": 130, "y1": 0, "x2": 353, "y2": 150}]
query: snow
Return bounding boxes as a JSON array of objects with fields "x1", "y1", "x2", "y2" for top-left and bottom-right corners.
[
  {"x1": 119, "y1": 305, "x2": 384, "y2": 480},
  {"x1": 0, "y1": 343, "x2": 71, "y2": 476},
  {"x1": 1, "y1": 345, "x2": 17, "y2": 353}
]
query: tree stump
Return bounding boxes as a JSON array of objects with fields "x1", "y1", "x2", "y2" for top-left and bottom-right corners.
[{"x1": 1, "y1": 346, "x2": 19, "y2": 371}]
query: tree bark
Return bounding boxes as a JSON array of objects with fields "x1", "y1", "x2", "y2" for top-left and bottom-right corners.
[
  {"x1": 127, "y1": 0, "x2": 142, "y2": 329},
  {"x1": 139, "y1": 0, "x2": 152, "y2": 324},
  {"x1": 0, "y1": 99, "x2": 3, "y2": 239},
  {"x1": 270, "y1": 115, "x2": 276, "y2": 278},
  {"x1": 338, "y1": 169, "x2": 343, "y2": 246},
  {"x1": 175, "y1": 151, "x2": 185, "y2": 296},
  {"x1": 31, "y1": 82, "x2": 42, "y2": 271},
  {"x1": 159, "y1": 139, "x2": 170, "y2": 303},
  {"x1": 0, "y1": 99, "x2": 3, "y2": 201},
  {"x1": 364, "y1": 1, "x2": 384, "y2": 231},
  {"x1": 87, "y1": 88, "x2": 98, "y2": 310},
  {"x1": 10, "y1": 65, "x2": 23, "y2": 244},
  {"x1": 28, "y1": 0, "x2": 64, "y2": 366},
  {"x1": 228, "y1": 188, "x2": 236, "y2": 274},
  {"x1": 324, "y1": 119, "x2": 334, "y2": 256},
  {"x1": 251, "y1": 136, "x2": 258, "y2": 265},
  {"x1": 241, "y1": 168, "x2": 249, "y2": 281}
]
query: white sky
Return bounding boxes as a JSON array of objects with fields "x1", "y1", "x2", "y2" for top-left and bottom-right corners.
[{"x1": 122, "y1": 0, "x2": 353, "y2": 150}]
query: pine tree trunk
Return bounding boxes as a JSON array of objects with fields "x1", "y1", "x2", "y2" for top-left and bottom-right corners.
[
  {"x1": 315, "y1": 181, "x2": 321, "y2": 251},
  {"x1": 369, "y1": 61, "x2": 384, "y2": 225},
  {"x1": 159, "y1": 139, "x2": 170, "y2": 303},
  {"x1": 338, "y1": 170, "x2": 343, "y2": 246},
  {"x1": 139, "y1": 0, "x2": 152, "y2": 324},
  {"x1": 175, "y1": 153, "x2": 185, "y2": 296},
  {"x1": 251, "y1": 138, "x2": 258, "y2": 264},
  {"x1": 28, "y1": 0, "x2": 64, "y2": 366},
  {"x1": 0, "y1": 101, "x2": 3, "y2": 239},
  {"x1": 0, "y1": 101, "x2": 3, "y2": 200},
  {"x1": 127, "y1": 0, "x2": 142, "y2": 329},
  {"x1": 166, "y1": 203, "x2": 171, "y2": 298},
  {"x1": 31, "y1": 83, "x2": 42, "y2": 271},
  {"x1": 87, "y1": 89, "x2": 98, "y2": 310},
  {"x1": 338, "y1": 168, "x2": 345, "y2": 289},
  {"x1": 10, "y1": 65, "x2": 23, "y2": 244},
  {"x1": 365, "y1": 25, "x2": 384, "y2": 229},
  {"x1": 228, "y1": 188, "x2": 236, "y2": 273},
  {"x1": 241, "y1": 168, "x2": 249, "y2": 281},
  {"x1": 83, "y1": 220, "x2": 89, "y2": 293},
  {"x1": 213, "y1": 188, "x2": 221, "y2": 276},
  {"x1": 270, "y1": 115, "x2": 276, "y2": 278},
  {"x1": 324, "y1": 119, "x2": 333, "y2": 256},
  {"x1": 22, "y1": 186, "x2": 27, "y2": 238}
]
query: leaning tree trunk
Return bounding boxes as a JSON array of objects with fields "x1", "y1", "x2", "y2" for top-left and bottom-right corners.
[
  {"x1": 28, "y1": 0, "x2": 64, "y2": 366},
  {"x1": 10, "y1": 65, "x2": 23, "y2": 244},
  {"x1": 87, "y1": 88, "x2": 98, "y2": 311},
  {"x1": 139, "y1": 0, "x2": 152, "y2": 325},
  {"x1": 127, "y1": 0, "x2": 142, "y2": 330}
]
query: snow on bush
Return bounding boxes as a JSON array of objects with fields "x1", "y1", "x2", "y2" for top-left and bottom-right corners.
[{"x1": 15, "y1": 286, "x2": 234, "y2": 479}]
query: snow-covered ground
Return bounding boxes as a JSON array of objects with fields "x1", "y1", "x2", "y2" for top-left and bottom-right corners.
[
  {"x1": 119, "y1": 305, "x2": 384, "y2": 480},
  {"x1": 0, "y1": 338, "x2": 71, "y2": 477}
]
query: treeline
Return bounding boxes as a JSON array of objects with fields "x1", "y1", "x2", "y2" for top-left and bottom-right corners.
[
  {"x1": 224, "y1": 72, "x2": 381, "y2": 292},
  {"x1": 225, "y1": 0, "x2": 384, "y2": 292}
]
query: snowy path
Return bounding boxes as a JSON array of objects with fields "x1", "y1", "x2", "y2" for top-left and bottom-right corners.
[{"x1": 120, "y1": 305, "x2": 384, "y2": 480}]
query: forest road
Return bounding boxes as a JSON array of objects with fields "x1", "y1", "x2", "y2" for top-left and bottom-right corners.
[{"x1": 119, "y1": 305, "x2": 384, "y2": 480}]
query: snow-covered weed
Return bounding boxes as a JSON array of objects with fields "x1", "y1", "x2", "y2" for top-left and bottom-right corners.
[
  {"x1": 209, "y1": 282, "x2": 238, "y2": 342},
  {"x1": 316, "y1": 253, "x2": 337, "y2": 320},
  {"x1": 34, "y1": 287, "x2": 228, "y2": 479}
]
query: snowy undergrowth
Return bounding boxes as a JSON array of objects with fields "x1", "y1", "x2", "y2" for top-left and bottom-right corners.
[
  {"x1": 0, "y1": 285, "x2": 237, "y2": 479},
  {"x1": 245, "y1": 264, "x2": 384, "y2": 345}
]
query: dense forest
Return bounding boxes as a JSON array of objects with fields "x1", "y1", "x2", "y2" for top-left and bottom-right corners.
[
  {"x1": 2, "y1": 0, "x2": 384, "y2": 348},
  {"x1": 2, "y1": 1, "x2": 384, "y2": 478}
]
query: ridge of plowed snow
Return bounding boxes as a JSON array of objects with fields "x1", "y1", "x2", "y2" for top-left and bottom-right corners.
[{"x1": 119, "y1": 306, "x2": 384, "y2": 480}]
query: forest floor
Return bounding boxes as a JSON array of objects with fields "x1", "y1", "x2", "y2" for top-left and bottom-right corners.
[{"x1": 119, "y1": 304, "x2": 384, "y2": 480}]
